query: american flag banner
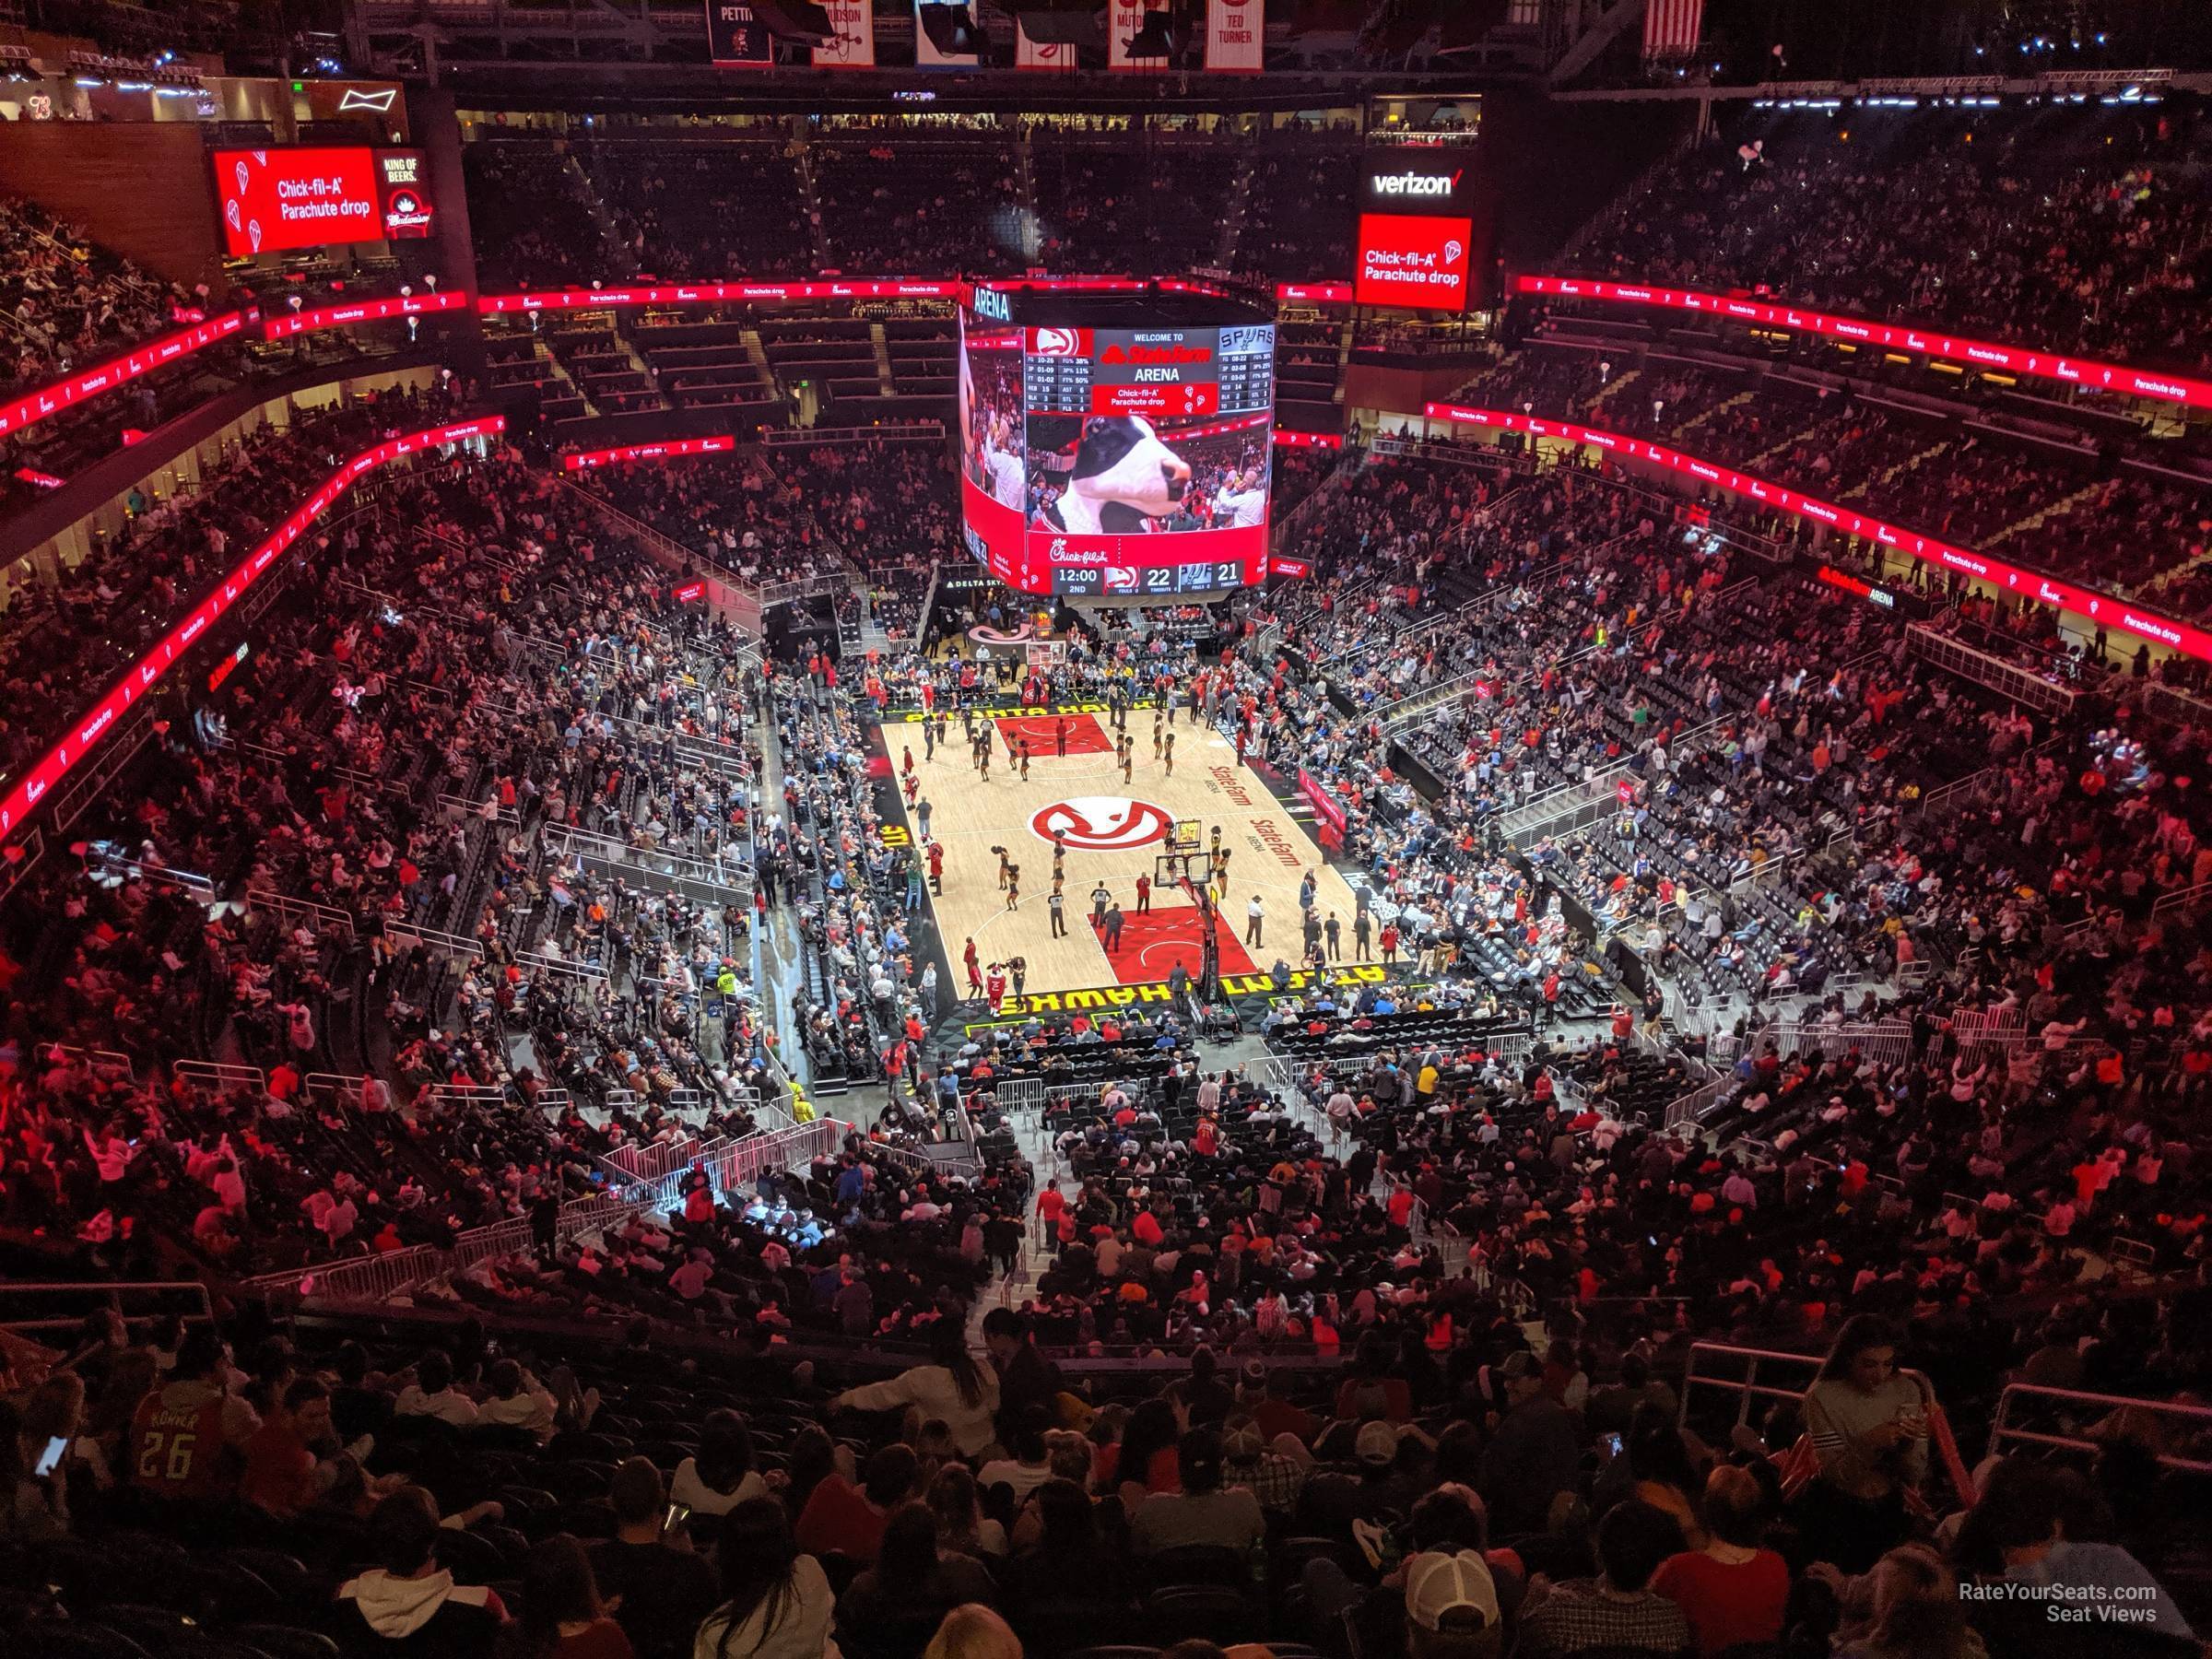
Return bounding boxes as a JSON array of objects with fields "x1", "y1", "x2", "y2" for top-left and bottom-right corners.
[{"x1": 1642, "y1": 0, "x2": 1702, "y2": 57}]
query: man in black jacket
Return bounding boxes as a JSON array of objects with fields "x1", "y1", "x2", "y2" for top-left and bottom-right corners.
[
  {"x1": 1478, "y1": 1351, "x2": 1580, "y2": 1538},
  {"x1": 983, "y1": 1307, "x2": 1063, "y2": 1434},
  {"x1": 588, "y1": 1458, "x2": 720, "y2": 1659}
]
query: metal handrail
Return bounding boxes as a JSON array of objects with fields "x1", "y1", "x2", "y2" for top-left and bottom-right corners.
[
  {"x1": 1677, "y1": 1340, "x2": 1825, "y2": 1433},
  {"x1": 1987, "y1": 1382, "x2": 2212, "y2": 1475},
  {"x1": 0, "y1": 1279, "x2": 217, "y2": 1337}
]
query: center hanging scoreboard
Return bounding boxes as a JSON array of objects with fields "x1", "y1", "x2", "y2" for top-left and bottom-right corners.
[{"x1": 1021, "y1": 324, "x2": 1277, "y2": 419}]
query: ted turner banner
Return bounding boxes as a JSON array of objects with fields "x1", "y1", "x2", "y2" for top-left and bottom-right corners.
[{"x1": 1206, "y1": 0, "x2": 1263, "y2": 71}]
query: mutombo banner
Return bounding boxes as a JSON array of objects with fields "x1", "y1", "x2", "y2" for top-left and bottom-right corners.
[
  {"x1": 812, "y1": 0, "x2": 875, "y2": 66},
  {"x1": 1206, "y1": 0, "x2": 1263, "y2": 72},
  {"x1": 1108, "y1": 0, "x2": 1153, "y2": 70}
]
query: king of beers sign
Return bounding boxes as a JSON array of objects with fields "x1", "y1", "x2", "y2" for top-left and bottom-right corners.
[{"x1": 707, "y1": 0, "x2": 774, "y2": 65}]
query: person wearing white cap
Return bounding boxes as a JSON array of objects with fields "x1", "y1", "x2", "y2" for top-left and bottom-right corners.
[{"x1": 1405, "y1": 1547, "x2": 1504, "y2": 1658}]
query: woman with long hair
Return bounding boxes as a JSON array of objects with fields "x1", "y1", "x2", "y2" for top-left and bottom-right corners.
[
  {"x1": 1002, "y1": 1477, "x2": 1130, "y2": 1630},
  {"x1": 836, "y1": 1503, "x2": 996, "y2": 1659},
  {"x1": 505, "y1": 1535, "x2": 631, "y2": 1659},
  {"x1": 832, "y1": 1320, "x2": 999, "y2": 1458},
  {"x1": 1105, "y1": 1398, "x2": 1182, "y2": 1505},
  {"x1": 694, "y1": 1498, "x2": 840, "y2": 1659},
  {"x1": 783, "y1": 1425, "x2": 841, "y2": 1522},
  {"x1": 1801, "y1": 1315, "x2": 1933, "y2": 1572},
  {"x1": 925, "y1": 1465, "x2": 1006, "y2": 1560},
  {"x1": 675, "y1": 1409, "x2": 768, "y2": 1519}
]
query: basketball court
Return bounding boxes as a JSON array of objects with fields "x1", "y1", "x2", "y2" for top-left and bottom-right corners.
[{"x1": 876, "y1": 701, "x2": 1368, "y2": 999}]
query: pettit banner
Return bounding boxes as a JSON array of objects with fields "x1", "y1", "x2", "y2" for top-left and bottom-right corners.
[
  {"x1": 706, "y1": 0, "x2": 774, "y2": 64},
  {"x1": 1206, "y1": 0, "x2": 1264, "y2": 71},
  {"x1": 811, "y1": 0, "x2": 876, "y2": 67}
]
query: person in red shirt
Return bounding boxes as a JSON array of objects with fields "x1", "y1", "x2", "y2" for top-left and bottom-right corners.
[
  {"x1": 794, "y1": 1444, "x2": 917, "y2": 1564},
  {"x1": 1035, "y1": 1179, "x2": 1068, "y2": 1243},
  {"x1": 1652, "y1": 1466, "x2": 1790, "y2": 1654},
  {"x1": 241, "y1": 1376, "x2": 342, "y2": 1518},
  {"x1": 130, "y1": 1326, "x2": 259, "y2": 1499},
  {"x1": 1387, "y1": 1183, "x2": 1417, "y2": 1230}
]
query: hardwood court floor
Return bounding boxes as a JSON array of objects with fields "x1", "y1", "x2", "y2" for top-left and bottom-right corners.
[{"x1": 884, "y1": 709, "x2": 1367, "y2": 995}]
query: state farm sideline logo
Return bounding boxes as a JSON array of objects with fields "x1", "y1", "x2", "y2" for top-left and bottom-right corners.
[{"x1": 1030, "y1": 796, "x2": 1173, "y2": 852}]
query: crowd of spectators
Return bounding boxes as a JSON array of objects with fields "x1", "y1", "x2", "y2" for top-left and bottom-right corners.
[
  {"x1": 0, "y1": 379, "x2": 474, "y2": 803},
  {"x1": 1450, "y1": 342, "x2": 2212, "y2": 626},
  {"x1": 1567, "y1": 100, "x2": 2212, "y2": 375},
  {"x1": 0, "y1": 195, "x2": 196, "y2": 395},
  {"x1": 0, "y1": 439, "x2": 790, "y2": 1281},
  {"x1": 461, "y1": 129, "x2": 1369, "y2": 290}
]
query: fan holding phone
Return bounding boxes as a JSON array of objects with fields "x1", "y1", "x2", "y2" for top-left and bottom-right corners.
[
  {"x1": 1796, "y1": 1316, "x2": 1940, "y2": 1573},
  {"x1": 8, "y1": 1372, "x2": 88, "y2": 1542}
]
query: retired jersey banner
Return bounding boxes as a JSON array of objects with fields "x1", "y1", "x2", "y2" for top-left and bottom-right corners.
[
  {"x1": 813, "y1": 0, "x2": 876, "y2": 65},
  {"x1": 913, "y1": 0, "x2": 982, "y2": 64},
  {"x1": 706, "y1": 0, "x2": 773, "y2": 63},
  {"x1": 1016, "y1": 16, "x2": 1078, "y2": 69},
  {"x1": 1206, "y1": 0, "x2": 1263, "y2": 72},
  {"x1": 1107, "y1": 0, "x2": 1151, "y2": 70},
  {"x1": 1642, "y1": 0, "x2": 1702, "y2": 56}
]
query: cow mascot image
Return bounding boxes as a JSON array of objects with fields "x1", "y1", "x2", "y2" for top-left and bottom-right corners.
[{"x1": 1034, "y1": 415, "x2": 1194, "y2": 535}]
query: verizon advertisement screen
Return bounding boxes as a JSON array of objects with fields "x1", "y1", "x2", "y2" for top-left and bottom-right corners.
[
  {"x1": 1356, "y1": 212, "x2": 1474, "y2": 311},
  {"x1": 213, "y1": 147, "x2": 432, "y2": 257},
  {"x1": 958, "y1": 310, "x2": 1277, "y2": 596}
]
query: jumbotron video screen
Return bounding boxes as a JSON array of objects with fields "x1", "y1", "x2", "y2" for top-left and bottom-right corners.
[{"x1": 958, "y1": 296, "x2": 1277, "y2": 597}]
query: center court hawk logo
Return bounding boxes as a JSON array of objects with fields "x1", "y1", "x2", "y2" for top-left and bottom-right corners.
[{"x1": 1030, "y1": 796, "x2": 1173, "y2": 852}]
